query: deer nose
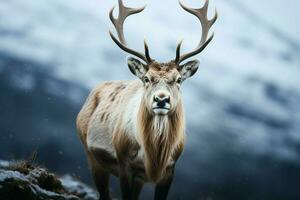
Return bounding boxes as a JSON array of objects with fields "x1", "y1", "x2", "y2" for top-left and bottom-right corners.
[{"x1": 154, "y1": 95, "x2": 170, "y2": 107}]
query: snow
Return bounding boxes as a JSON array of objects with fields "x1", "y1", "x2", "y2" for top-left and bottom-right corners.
[
  {"x1": 0, "y1": 160, "x2": 9, "y2": 168},
  {"x1": 0, "y1": 169, "x2": 28, "y2": 182},
  {"x1": 60, "y1": 175, "x2": 98, "y2": 200}
]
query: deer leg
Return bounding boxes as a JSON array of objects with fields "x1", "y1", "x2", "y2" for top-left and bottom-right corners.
[
  {"x1": 154, "y1": 167, "x2": 175, "y2": 200},
  {"x1": 88, "y1": 153, "x2": 112, "y2": 200},
  {"x1": 119, "y1": 164, "x2": 132, "y2": 200},
  {"x1": 131, "y1": 173, "x2": 144, "y2": 200},
  {"x1": 92, "y1": 168, "x2": 112, "y2": 200}
]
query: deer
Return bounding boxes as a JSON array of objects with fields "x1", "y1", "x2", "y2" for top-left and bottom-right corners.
[{"x1": 76, "y1": 0, "x2": 217, "y2": 199}]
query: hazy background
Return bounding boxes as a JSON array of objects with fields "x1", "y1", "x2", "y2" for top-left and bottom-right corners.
[{"x1": 0, "y1": 0, "x2": 300, "y2": 199}]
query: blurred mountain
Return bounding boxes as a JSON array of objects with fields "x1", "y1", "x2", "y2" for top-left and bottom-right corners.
[
  {"x1": 0, "y1": 52, "x2": 89, "y2": 180},
  {"x1": 0, "y1": 0, "x2": 300, "y2": 199}
]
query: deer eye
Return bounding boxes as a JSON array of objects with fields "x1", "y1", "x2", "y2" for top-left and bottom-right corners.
[
  {"x1": 176, "y1": 77, "x2": 182, "y2": 84},
  {"x1": 143, "y1": 76, "x2": 150, "y2": 84}
]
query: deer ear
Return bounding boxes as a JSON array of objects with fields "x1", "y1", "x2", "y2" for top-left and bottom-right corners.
[
  {"x1": 179, "y1": 60, "x2": 199, "y2": 81},
  {"x1": 127, "y1": 57, "x2": 148, "y2": 78}
]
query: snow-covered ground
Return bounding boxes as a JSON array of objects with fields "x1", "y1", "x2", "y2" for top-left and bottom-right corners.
[{"x1": 0, "y1": 0, "x2": 300, "y2": 199}]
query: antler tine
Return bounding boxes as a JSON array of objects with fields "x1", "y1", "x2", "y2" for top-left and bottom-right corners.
[
  {"x1": 109, "y1": 0, "x2": 152, "y2": 63},
  {"x1": 175, "y1": 40, "x2": 183, "y2": 64},
  {"x1": 109, "y1": 30, "x2": 149, "y2": 62},
  {"x1": 144, "y1": 40, "x2": 151, "y2": 62},
  {"x1": 175, "y1": 0, "x2": 217, "y2": 64}
]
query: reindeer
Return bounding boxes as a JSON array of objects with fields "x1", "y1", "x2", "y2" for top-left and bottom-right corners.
[{"x1": 76, "y1": 0, "x2": 217, "y2": 199}]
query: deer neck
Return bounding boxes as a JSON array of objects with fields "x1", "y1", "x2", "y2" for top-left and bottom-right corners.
[{"x1": 137, "y1": 99, "x2": 185, "y2": 182}]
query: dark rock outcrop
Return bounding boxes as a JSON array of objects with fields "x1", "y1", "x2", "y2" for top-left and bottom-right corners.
[{"x1": 0, "y1": 160, "x2": 97, "y2": 200}]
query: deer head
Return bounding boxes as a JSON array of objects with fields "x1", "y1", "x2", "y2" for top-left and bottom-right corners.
[{"x1": 109, "y1": 0, "x2": 217, "y2": 115}]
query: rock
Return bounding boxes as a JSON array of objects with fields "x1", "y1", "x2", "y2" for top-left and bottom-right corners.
[{"x1": 0, "y1": 160, "x2": 98, "y2": 200}]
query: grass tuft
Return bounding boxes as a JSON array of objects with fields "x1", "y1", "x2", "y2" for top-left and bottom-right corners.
[{"x1": 7, "y1": 150, "x2": 38, "y2": 175}]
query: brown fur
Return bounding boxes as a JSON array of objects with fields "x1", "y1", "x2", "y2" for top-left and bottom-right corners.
[
  {"x1": 77, "y1": 66, "x2": 186, "y2": 198},
  {"x1": 138, "y1": 99, "x2": 184, "y2": 182},
  {"x1": 76, "y1": 89, "x2": 100, "y2": 145}
]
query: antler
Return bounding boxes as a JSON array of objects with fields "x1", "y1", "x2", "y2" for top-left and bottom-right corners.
[
  {"x1": 109, "y1": 0, "x2": 152, "y2": 63},
  {"x1": 174, "y1": 0, "x2": 218, "y2": 64}
]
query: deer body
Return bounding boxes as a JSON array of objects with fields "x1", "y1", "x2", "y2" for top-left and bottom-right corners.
[
  {"x1": 77, "y1": 0, "x2": 217, "y2": 199},
  {"x1": 77, "y1": 78, "x2": 185, "y2": 180}
]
